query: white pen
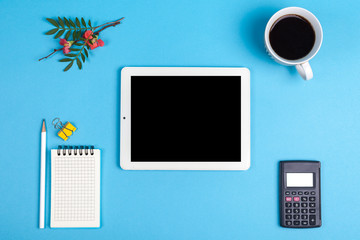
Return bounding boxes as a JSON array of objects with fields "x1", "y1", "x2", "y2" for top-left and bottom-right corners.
[{"x1": 39, "y1": 120, "x2": 46, "y2": 228}]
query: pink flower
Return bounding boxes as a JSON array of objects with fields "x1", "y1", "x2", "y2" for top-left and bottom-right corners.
[
  {"x1": 83, "y1": 31, "x2": 104, "y2": 50},
  {"x1": 98, "y1": 39, "x2": 104, "y2": 47},
  {"x1": 89, "y1": 41, "x2": 98, "y2": 50},
  {"x1": 59, "y1": 38, "x2": 72, "y2": 54},
  {"x1": 63, "y1": 47, "x2": 71, "y2": 54},
  {"x1": 87, "y1": 38, "x2": 105, "y2": 50},
  {"x1": 83, "y1": 30, "x2": 93, "y2": 40}
]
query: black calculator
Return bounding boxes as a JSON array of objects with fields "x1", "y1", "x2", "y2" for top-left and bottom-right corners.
[{"x1": 280, "y1": 161, "x2": 321, "y2": 228}]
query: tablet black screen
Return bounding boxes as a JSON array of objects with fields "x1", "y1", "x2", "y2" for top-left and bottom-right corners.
[{"x1": 131, "y1": 76, "x2": 241, "y2": 162}]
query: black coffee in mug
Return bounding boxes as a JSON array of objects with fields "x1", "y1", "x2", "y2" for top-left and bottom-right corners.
[{"x1": 269, "y1": 15, "x2": 315, "y2": 60}]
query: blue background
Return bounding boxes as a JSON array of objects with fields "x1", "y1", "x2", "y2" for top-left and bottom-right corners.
[{"x1": 1, "y1": 0, "x2": 359, "y2": 239}]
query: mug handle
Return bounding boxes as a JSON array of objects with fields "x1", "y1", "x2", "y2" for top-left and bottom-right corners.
[{"x1": 295, "y1": 62, "x2": 313, "y2": 80}]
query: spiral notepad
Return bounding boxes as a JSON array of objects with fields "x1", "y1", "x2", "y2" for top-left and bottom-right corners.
[{"x1": 50, "y1": 146, "x2": 100, "y2": 228}]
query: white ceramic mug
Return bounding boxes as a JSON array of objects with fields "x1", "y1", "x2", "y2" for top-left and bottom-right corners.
[{"x1": 264, "y1": 7, "x2": 323, "y2": 80}]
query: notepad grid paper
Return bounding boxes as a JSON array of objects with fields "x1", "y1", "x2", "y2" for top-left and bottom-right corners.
[{"x1": 51, "y1": 149, "x2": 100, "y2": 228}]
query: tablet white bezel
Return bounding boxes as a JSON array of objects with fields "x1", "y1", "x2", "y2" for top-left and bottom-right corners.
[{"x1": 120, "y1": 67, "x2": 250, "y2": 170}]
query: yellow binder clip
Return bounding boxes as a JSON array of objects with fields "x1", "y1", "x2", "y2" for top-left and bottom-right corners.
[{"x1": 52, "y1": 118, "x2": 77, "y2": 141}]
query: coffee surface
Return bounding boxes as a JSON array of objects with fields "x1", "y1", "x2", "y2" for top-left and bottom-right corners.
[{"x1": 270, "y1": 15, "x2": 315, "y2": 60}]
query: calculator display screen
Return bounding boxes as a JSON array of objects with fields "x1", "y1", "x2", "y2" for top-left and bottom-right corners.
[{"x1": 286, "y1": 173, "x2": 314, "y2": 187}]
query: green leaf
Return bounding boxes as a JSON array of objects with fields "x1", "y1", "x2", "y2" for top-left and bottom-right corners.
[
  {"x1": 54, "y1": 29, "x2": 65, "y2": 39},
  {"x1": 73, "y1": 42, "x2": 82, "y2": 46},
  {"x1": 76, "y1": 31, "x2": 81, "y2": 39},
  {"x1": 69, "y1": 19, "x2": 76, "y2": 28},
  {"x1": 88, "y1": 19, "x2": 92, "y2": 28},
  {"x1": 58, "y1": 17, "x2": 64, "y2": 28},
  {"x1": 46, "y1": 18, "x2": 59, "y2": 28},
  {"x1": 81, "y1": 53, "x2": 85, "y2": 62},
  {"x1": 65, "y1": 30, "x2": 71, "y2": 40},
  {"x1": 59, "y1": 58, "x2": 72, "y2": 62},
  {"x1": 65, "y1": 53, "x2": 77, "y2": 57},
  {"x1": 81, "y1": 18, "x2": 86, "y2": 27},
  {"x1": 64, "y1": 17, "x2": 70, "y2": 27},
  {"x1": 80, "y1": 37, "x2": 87, "y2": 41},
  {"x1": 72, "y1": 31, "x2": 77, "y2": 40},
  {"x1": 73, "y1": 30, "x2": 78, "y2": 38},
  {"x1": 64, "y1": 61, "x2": 73, "y2": 72},
  {"x1": 69, "y1": 48, "x2": 81, "y2": 51},
  {"x1": 45, "y1": 28, "x2": 58, "y2": 35},
  {"x1": 75, "y1": 17, "x2": 81, "y2": 27},
  {"x1": 84, "y1": 48, "x2": 88, "y2": 57},
  {"x1": 76, "y1": 58, "x2": 82, "y2": 69}
]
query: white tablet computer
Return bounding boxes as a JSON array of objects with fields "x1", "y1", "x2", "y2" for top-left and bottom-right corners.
[{"x1": 120, "y1": 67, "x2": 250, "y2": 170}]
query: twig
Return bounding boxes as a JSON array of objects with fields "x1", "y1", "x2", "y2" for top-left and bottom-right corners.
[
  {"x1": 39, "y1": 39, "x2": 80, "y2": 61},
  {"x1": 38, "y1": 48, "x2": 63, "y2": 61},
  {"x1": 94, "y1": 21, "x2": 121, "y2": 35},
  {"x1": 93, "y1": 17, "x2": 124, "y2": 31}
]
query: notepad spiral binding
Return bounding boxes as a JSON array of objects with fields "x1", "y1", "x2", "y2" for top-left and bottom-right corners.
[{"x1": 57, "y1": 145, "x2": 95, "y2": 156}]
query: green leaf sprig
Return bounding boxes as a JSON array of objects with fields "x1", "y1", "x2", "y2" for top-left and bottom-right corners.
[
  {"x1": 39, "y1": 17, "x2": 124, "y2": 71},
  {"x1": 45, "y1": 17, "x2": 94, "y2": 41}
]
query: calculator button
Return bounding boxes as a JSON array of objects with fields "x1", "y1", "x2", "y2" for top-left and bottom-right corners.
[
  {"x1": 298, "y1": 191, "x2": 303, "y2": 195},
  {"x1": 285, "y1": 197, "x2": 292, "y2": 202},
  {"x1": 292, "y1": 191, "x2": 296, "y2": 195},
  {"x1": 293, "y1": 197, "x2": 300, "y2": 202},
  {"x1": 286, "y1": 221, "x2": 292, "y2": 226},
  {"x1": 311, "y1": 191, "x2": 316, "y2": 195},
  {"x1": 309, "y1": 203, "x2": 315, "y2": 208},
  {"x1": 302, "y1": 221, "x2": 308, "y2": 225},
  {"x1": 301, "y1": 203, "x2": 308, "y2": 207},
  {"x1": 285, "y1": 209, "x2": 292, "y2": 213},
  {"x1": 294, "y1": 221, "x2": 300, "y2": 225},
  {"x1": 301, "y1": 197, "x2": 308, "y2": 201},
  {"x1": 309, "y1": 209, "x2": 316, "y2": 213},
  {"x1": 301, "y1": 215, "x2": 308, "y2": 220},
  {"x1": 285, "y1": 191, "x2": 290, "y2": 195},
  {"x1": 293, "y1": 209, "x2": 300, "y2": 214},
  {"x1": 293, "y1": 203, "x2": 300, "y2": 207},
  {"x1": 285, "y1": 203, "x2": 292, "y2": 207},
  {"x1": 309, "y1": 215, "x2": 316, "y2": 225},
  {"x1": 304, "y1": 191, "x2": 309, "y2": 195},
  {"x1": 293, "y1": 215, "x2": 300, "y2": 220},
  {"x1": 286, "y1": 215, "x2": 292, "y2": 219},
  {"x1": 309, "y1": 197, "x2": 316, "y2": 201},
  {"x1": 301, "y1": 209, "x2": 308, "y2": 213}
]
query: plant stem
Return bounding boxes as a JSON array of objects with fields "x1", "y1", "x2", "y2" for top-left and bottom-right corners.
[
  {"x1": 94, "y1": 21, "x2": 122, "y2": 35},
  {"x1": 59, "y1": 27, "x2": 93, "y2": 31},
  {"x1": 93, "y1": 17, "x2": 124, "y2": 31},
  {"x1": 39, "y1": 39, "x2": 82, "y2": 61},
  {"x1": 73, "y1": 39, "x2": 89, "y2": 62},
  {"x1": 38, "y1": 48, "x2": 63, "y2": 61},
  {"x1": 94, "y1": 22, "x2": 120, "y2": 34}
]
